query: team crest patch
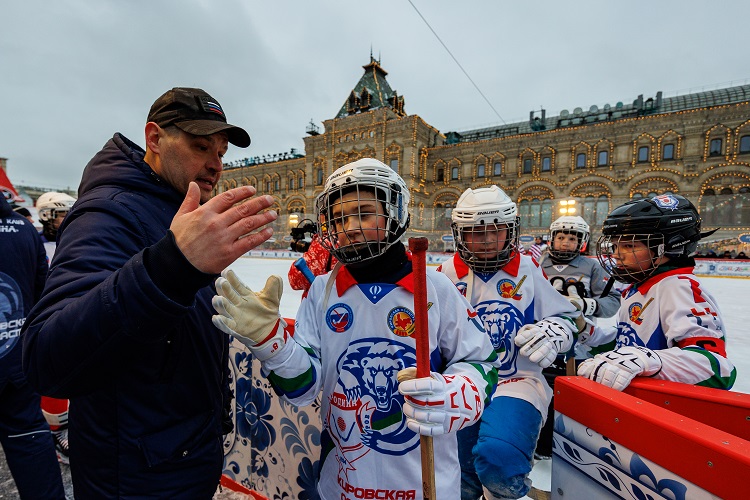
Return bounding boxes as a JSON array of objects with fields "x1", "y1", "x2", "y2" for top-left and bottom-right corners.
[
  {"x1": 456, "y1": 282, "x2": 468, "y2": 296},
  {"x1": 497, "y1": 277, "x2": 524, "y2": 300},
  {"x1": 628, "y1": 302, "x2": 646, "y2": 325},
  {"x1": 387, "y1": 307, "x2": 416, "y2": 337},
  {"x1": 653, "y1": 194, "x2": 679, "y2": 210},
  {"x1": 326, "y1": 303, "x2": 354, "y2": 333}
]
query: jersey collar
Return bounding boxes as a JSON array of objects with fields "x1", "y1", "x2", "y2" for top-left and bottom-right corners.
[
  {"x1": 335, "y1": 256, "x2": 416, "y2": 296},
  {"x1": 629, "y1": 266, "x2": 694, "y2": 295},
  {"x1": 452, "y1": 251, "x2": 521, "y2": 279}
]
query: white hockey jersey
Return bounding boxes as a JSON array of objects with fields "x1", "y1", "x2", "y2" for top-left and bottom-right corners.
[
  {"x1": 581, "y1": 266, "x2": 736, "y2": 388},
  {"x1": 260, "y1": 262, "x2": 498, "y2": 500},
  {"x1": 439, "y1": 252, "x2": 578, "y2": 414}
]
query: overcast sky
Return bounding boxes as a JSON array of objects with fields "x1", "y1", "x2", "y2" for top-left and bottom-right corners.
[{"x1": 2, "y1": 0, "x2": 749, "y2": 191}]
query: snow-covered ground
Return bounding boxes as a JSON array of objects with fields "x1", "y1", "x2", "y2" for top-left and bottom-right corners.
[{"x1": 229, "y1": 256, "x2": 750, "y2": 497}]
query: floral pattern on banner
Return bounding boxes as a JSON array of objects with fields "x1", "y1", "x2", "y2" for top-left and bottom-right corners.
[
  {"x1": 553, "y1": 413, "x2": 710, "y2": 499},
  {"x1": 223, "y1": 342, "x2": 322, "y2": 500}
]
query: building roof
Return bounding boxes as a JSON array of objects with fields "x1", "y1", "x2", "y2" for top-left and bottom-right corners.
[
  {"x1": 335, "y1": 56, "x2": 405, "y2": 118},
  {"x1": 448, "y1": 84, "x2": 750, "y2": 144}
]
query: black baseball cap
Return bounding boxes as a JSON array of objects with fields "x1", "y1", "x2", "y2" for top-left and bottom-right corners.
[{"x1": 147, "y1": 87, "x2": 251, "y2": 148}]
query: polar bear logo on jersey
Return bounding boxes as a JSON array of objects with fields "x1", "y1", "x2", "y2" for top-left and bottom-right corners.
[
  {"x1": 475, "y1": 300, "x2": 524, "y2": 377},
  {"x1": 331, "y1": 339, "x2": 419, "y2": 457}
]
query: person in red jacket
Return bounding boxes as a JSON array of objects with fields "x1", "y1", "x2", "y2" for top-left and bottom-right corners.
[{"x1": 288, "y1": 232, "x2": 337, "y2": 295}]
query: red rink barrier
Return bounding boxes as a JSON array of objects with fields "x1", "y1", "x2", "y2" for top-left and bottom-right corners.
[{"x1": 553, "y1": 377, "x2": 750, "y2": 499}]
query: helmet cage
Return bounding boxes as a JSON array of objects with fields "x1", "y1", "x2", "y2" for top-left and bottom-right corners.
[
  {"x1": 596, "y1": 233, "x2": 665, "y2": 283},
  {"x1": 451, "y1": 218, "x2": 519, "y2": 273},
  {"x1": 315, "y1": 160, "x2": 410, "y2": 265}
]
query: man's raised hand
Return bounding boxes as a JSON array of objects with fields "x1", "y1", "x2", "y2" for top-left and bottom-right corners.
[{"x1": 171, "y1": 183, "x2": 277, "y2": 273}]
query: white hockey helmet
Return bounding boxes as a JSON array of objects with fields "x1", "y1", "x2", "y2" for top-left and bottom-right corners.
[
  {"x1": 36, "y1": 192, "x2": 76, "y2": 222},
  {"x1": 451, "y1": 185, "x2": 519, "y2": 272},
  {"x1": 315, "y1": 158, "x2": 410, "y2": 265},
  {"x1": 548, "y1": 215, "x2": 590, "y2": 262}
]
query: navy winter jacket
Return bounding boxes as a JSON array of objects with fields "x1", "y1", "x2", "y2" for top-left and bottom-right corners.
[{"x1": 22, "y1": 134, "x2": 232, "y2": 498}]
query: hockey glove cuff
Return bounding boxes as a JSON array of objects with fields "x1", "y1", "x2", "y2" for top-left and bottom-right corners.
[
  {"x1": 212, "y1": 271, "x2": 287, "y2": 361},
  {"x1": 577, "y1": 345, "x2": 662, "y2": 391},
  {"x1": 397, "y1": 367, "x2": 484, "y2": 436}
]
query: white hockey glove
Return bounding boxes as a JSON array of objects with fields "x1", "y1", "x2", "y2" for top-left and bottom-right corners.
[
  {"x1": 212, "y1": 270, "x2": 287, "y2": 361},
  {"x1": 577, "y1": 345, "x2": 662, "y2": 391},
  {"x1": 565, "y1": 283, "x2": 598, "y2": 317},
  {"x1": 397, "y1": 367, "x2": 484, "y2": 436},
  {"x1": 514, "y1": 320, "x2": 573, "y2": 368}
]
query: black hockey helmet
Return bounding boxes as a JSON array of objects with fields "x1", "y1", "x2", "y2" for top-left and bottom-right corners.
[{"x1": 600, "y1": 194, "x2": 703, "y2": 257}]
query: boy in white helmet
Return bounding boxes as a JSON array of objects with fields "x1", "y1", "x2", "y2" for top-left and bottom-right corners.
[
  {"x1": 535, "y1": 215, "x2": 620, "y2": 459},
  {"x1": 35, "y1": 191, "x2": 76, "y2": 464},
  {"x1": 36, "y1": 192, "x2": 76, "y2": 258},
  {"x1": 438, "y1": 185, "x2": 578, "y2": 500},
  {"x1": 212, "y1": 158, "x2": 498, "y2": 500}
]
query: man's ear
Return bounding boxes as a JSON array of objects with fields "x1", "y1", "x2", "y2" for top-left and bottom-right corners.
[{"x1": 144, "y1": 122, "x2": 162, "y2": 154}]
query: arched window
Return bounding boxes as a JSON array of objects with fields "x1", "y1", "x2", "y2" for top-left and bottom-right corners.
[
  {"x1": 741, "y1": 135, "x2": 750, "y2": 154},
  {"x1": 595, "y1": 195, "x2": 609, "y2": 225},
  {"x1": 638, "y1": 146, "x2": 649, "y2": 163},
  {"x1": 288, "y1": 177, "x2": 294, "y2": 190},
  {"x1": 662, "y1": 144, "x2": 674, "y2": 160},
  {"x1": 541, "y1": 157, "x2": 551, "y2": 172},
  {"x1": 390, "y1": 159, "x2": 399, "y2": 172},
  {"x1": 709, "y1": 138, "x2": 723, "y2": 156},
  {"x1": 451, "y1": 166, "x2": 459, "y2": 180},
  {"x1": 316, "y1": 169, "x2": 324, "y2": 186},
  {"x1": 437, "y1": 167, "x2": 445, "y2": 182},
  {"x1": 597, "y1": 151, "x2": 608, "y2": 166},
  {"x1": 493, "y1": 162, "x2": 502, "y2": 176},
  {"x1": 540, "y1": 199, "x2": 553, "y2": 228},
  {"x1": 702, "y1": 189, "x2": 717, "y2": 225},
  {"x1": 523, "y1": 159, "x2": 533, "y2": 174},
  {"x1": 477, "y1": 163, "x2": 485, "y2": 178},
  {"x1": 299, "y1": 177, "x2": 304, "y2": 189},
  {"x1": 274, "y1": 179, "x2": 280, "y2": 191},
  {"x1": 576, "y1": 153, "x2": 586, "y2": 169}
]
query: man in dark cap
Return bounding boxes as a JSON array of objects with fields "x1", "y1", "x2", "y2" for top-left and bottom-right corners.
[{"x1": 22, "y1": 88, "x2": 276, "y2": 497}]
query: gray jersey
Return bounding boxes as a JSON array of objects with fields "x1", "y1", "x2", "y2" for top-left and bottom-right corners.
[{"x1": 539, "y1": 254, "x2": 620, "y2": 319}]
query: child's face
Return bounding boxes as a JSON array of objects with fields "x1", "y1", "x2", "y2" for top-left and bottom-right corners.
[
  {"x1": 609, "y1": 236, "x2": 668, "y2": 273},
  {"x1": 331, "y1": 189, "x2": 387, "y2": 248},
  {"x1": 463, "y1": 224, "x2": 509, "y2": 259},
  {"x1": 553, "y1": 232, "x2": 579, "y2": 252}
]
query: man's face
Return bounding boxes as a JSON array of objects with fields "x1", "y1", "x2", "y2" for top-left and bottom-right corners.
[
  {"x1": 156, "y1": 127, "x2": 229, "y2": 204},
  {"x1": 463, "y1": 224, "x2": 509, "y2": 259}
]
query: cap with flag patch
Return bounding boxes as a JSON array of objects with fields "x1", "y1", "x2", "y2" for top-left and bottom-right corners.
[{"x1": 147, "y1": 87, "x2": 250, "y2": 148}]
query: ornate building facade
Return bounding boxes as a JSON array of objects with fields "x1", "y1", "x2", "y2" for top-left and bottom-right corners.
[{"x1": 219, "y1": 58, "x2": 750, "y2": 251}]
